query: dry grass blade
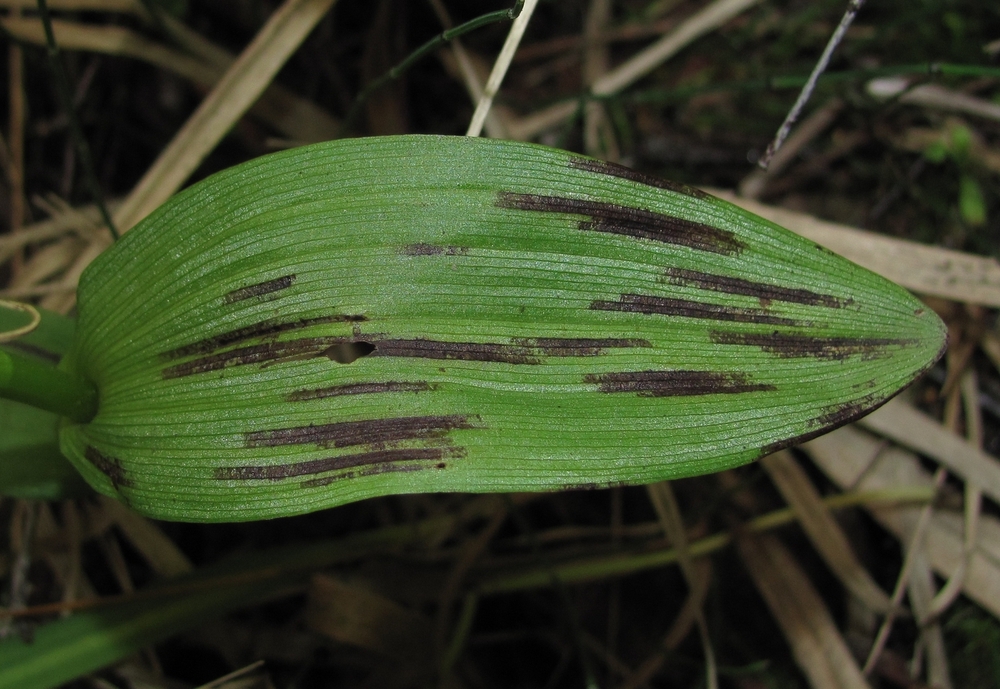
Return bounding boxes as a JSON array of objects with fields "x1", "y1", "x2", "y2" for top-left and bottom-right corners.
[
  {"x1": 2, "y1": 17, "x2": 209, "y2": 81},
  {"x1": 508, "y1": 0, "x2": 764, "y2": 140},
  {"x1": 858, "y1": 398, "x2": 1000, "y2": 505},
  {"x1": 761, "y1": 450, "x2": 891, "y2": 613},
  {"x1": 908, "y1": 551, "x2": 954, "y2": 689},
  {"x1": 4, "y1": 235, "x2": 85, "y2": 291},
  {"x1": 2, "y1": 16, "x2": 340, "y2": 144},
  {"x1": 758, "y1": 0, "x2": 866, "y2": 168},
  {"x1": 98, "y1": 496, "x2": 193, "y2": 577},
  {"x1": 306, "y1": 574, "x2": 435, "y2": 682},
  {"x1": 38, "y1": 236, "x2": 108, "y2": 312},
  {"x1": 900, "y1": 84, "x2": 1000, "y2": 123},
  {"x1": 591, "y1": 0, "x2": 762, "y2": 96},
  {"x1": 862, "y1": 467, "x2": 945, "y2": 675},
  {"x1": 427, "y1": 0, "x2": 507, "y2": 139},
  {"x1": 112, "y1": 0, "x2": 339, "y2": 233},
  {"x1": 736, "y1": 531, "x2": 871, "y2": 689},
  {"x1": 467, "y1": 0, "x2": 540, "y2": 137},
  {"x1": 0, "y1": 202, "x2": 114, "y2": 263},
  {"x1": 805, "y1": 426, "x2": 1000, "y2": 619},
  {"x1": 920, "y1": 369, "x2": 984, "y2": 623},
  {"x1": 193, "y1": 661, "x2": 267, "y2": 689},
  {"x1": 712, "y1": 190, "x2": 1000, "y2": 307},
  {"x1": 646, "y1": 482, "x2": 718, "y2": 689}
]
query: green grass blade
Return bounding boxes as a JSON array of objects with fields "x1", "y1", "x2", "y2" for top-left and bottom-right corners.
[{"x1": 57, "y1": 135, "x2": 946, "y2": 521}]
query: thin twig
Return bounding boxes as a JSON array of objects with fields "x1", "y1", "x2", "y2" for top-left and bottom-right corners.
[
  {"x1": 758, "y1": 0, "x2": 866, "y2": 169},
  {"x1": 863, "y1": 468, "x2": 947, "y2": 676},
  {"x1": 35, "y1": 0, "x2": 118, "y2": 240},
  {"x1": 0, "y1": 299, "x2": 41, "y2": 342},
  {"x1": 0, "y1": 501, "x2": 39, "y2": 640}
]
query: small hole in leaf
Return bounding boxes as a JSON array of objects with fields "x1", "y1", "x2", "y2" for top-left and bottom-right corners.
[{"x1": 324, "y1": 341, "x2": 375, "y2": 364}]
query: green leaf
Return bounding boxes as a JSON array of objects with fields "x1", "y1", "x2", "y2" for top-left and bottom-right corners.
[{"x1": 58, "y1": 135, "x2": 946, "y2": 522}]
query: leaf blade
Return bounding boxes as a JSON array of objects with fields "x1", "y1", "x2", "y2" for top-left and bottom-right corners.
[{"x1": 60, "y1": 135, "x2": 946, "y2": 521}]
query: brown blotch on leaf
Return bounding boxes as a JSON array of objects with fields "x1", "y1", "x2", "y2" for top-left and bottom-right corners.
[
  {"x1": 85, "y1": 446, "x2": 134, "y2": 490},
  {"x1": 569, "y1": 157, "x2": 710, "y2": 200},
  {"x1": 223, "y1": 274, "x2": 296, "y2": 304},
  {"x1": 710, "y1": 331, "x2": 918, "y2": 361},
  {"x1": 162, "y1": 336, "x2": 346, "y2": 378},
  {"x1": 591, "y1": 294, "x2": 801, "y2": 326},
  {"x1": 288, "y1": 381, "x2": 433, "y2": 401},
  {"x1": 496, "y1": 192, "x2": 745, "y2": 255},
  {"x1": 368, "y1": 336, "x2": 648, "y2": 364},
  {"x1": 244, "y1": 414, "x2": 476, "y2": 449},
  {"x1": 370, "y1": 338, "x2": 540, "y2": 364},
  {"x1": 759, "y1": 393, "x2": 893, "y2": 457},
  {"x1": 161, "y1": 315, "x2": 366, "y2": 361},
  {"x1": 165, "y1": 333, "x2": 649, "y2": 378},
  {"x1": 300, "y1": 461, "x2": 432, "y2": 488},
  {"x1": 661, "y1": 268, "x2": 850, "y2": 308},
  {"x1": 401, "y1": 243, "x2": 468, "y2": 256},
  {"x1": 808, "y1": 393, "x2": 882, "y2": 429},
  {"x1": 584, "y1": 370, "x2": 776, "y2": 396},
  {"x1": 215, "y1": 446, "x2": 459, "y2": 480},
  {"x1": 512, "y1": 337, "x2": 651, "y2": 356}
]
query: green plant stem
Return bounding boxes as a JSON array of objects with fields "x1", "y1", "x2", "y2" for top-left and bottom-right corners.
[
  {"x1": 0, "y1": 348, "x2": 97, "y2": 423},
  {"x1": 36, "y1": 0, "x2": 118, "y2": 241},
  {"x1": 340, "y1": 0, "x2": 524, "y2": 133}
]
